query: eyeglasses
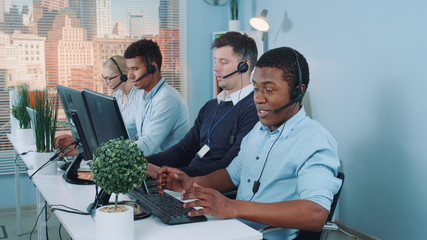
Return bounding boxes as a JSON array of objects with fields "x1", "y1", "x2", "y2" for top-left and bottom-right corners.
[{"x1": 101, "y1": 74, "x2": 120, "y2": 83}]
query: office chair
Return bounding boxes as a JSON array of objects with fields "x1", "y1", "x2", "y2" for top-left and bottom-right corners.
[{"x1": 261, "y1": 172, "x2": 345, "y2": 240}]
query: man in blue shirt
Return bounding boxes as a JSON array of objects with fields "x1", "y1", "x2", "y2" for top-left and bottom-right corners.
[
  {"x1": 124, "y1": 39, "x2": 190, "y2": 155},
  {"x1": 146, "y1": 32, "x2": 259, "y2": 177},
  {"x1": 156, "y1": 47, "x2": 342, "y2": 239}
]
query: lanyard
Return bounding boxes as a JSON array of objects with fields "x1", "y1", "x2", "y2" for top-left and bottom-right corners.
[
  {"x1": 141, "y1": 80, "x2": 166, "y2": 128},
  {"x1": 207, "y1": 102, "x2": 236, "y2": 146}
]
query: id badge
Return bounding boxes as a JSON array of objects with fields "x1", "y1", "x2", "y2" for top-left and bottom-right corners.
[{"x1": 197, "y1": 144, "x2": 210, "y2": 158}]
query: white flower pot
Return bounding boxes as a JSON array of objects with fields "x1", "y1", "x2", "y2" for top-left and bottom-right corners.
[
  {"x1": 229, "y1": 20, "x2": 241, "y2": 31},
  {"x1": 15, "y1": 128, "x2": 36, "y2": 146},
  {"x1": 96, "y1": 205, "x2": 134, "y2": 240},
  {"x1": 30, "y1": 152, "x2": 57, "y2": 175}
]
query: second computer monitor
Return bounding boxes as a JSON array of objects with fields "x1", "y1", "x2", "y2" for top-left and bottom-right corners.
[{"x1": 82, "y1": 89, "x2": 129, "y2": 145}]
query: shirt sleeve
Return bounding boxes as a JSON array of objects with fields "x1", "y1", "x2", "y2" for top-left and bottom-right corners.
[{"x1": 296, "y1": 132, "x2": 342, "y2": 211}]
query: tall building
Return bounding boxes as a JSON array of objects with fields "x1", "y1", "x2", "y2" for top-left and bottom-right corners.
[
  {"x1": 129, "y1": 11, "x2": 143, "y2": 38},
  {"x1": 0, "y1": 31, "x2": 46, "y2": 89},
  {"x1": 10, "y1": 30, "x2": 46, "y2": 89},
  {"x1": 95, "y1": 0, "x2": 112, "y2": 38},
  {"x1": 45, "y1": 11, "x2": 94, "y2": 89},
  {"x1": 0, "y1": 0, "x2": 11, "y2": 22},
  {"x1": 1, "y1": 5, "x2": 28, "y2": 34},
  {"x1": 159, "y1": 0, "x2": 179, "y2": 29},
  {"x1": 129, "y1": 0, "x2": 160, "y2": 37},
  {"x1": 69, "y1": 0, "x2": 112, "y2": 40},
  {"x1": 42, "y1": 0, "x2": 68, "y2": 11}
]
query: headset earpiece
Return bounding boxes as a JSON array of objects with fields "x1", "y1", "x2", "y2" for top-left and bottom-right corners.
[
  {"x1": 237, "y1": 34, "x2": 249, "y2": 73},
  {"x1": 109, "y1": 57, "x2": 127, "y2": 82},
  {"x1": 120, "y1": 74, "x2": 128, "y2": 82},
  {"x1": 145, "y1": 52, "x2": 156, "y2": 74},
  {"x1": 237, "y1": 61, "x2": 248, "y2": 73}
]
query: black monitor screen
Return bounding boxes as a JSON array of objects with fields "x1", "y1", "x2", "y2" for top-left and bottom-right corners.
[
  {"x1": 56, "y1": 85, "x2": 98, "y2": 160},
  {"x1": 82, "y1": 89, "x2": 129, "y2": 145}
]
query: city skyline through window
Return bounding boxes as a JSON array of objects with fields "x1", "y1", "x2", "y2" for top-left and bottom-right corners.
[{"x1": 0, "y1": 0, "x2": 188, "y2": 174}]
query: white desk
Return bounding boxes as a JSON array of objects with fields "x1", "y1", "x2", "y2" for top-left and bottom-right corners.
[{"x1": 9, "y1": 135, "x2": 262, "y2": 240}]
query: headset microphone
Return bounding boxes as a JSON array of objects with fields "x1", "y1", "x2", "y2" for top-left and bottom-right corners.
[
  {"x1": 222, "y1": 69, "x2": 239, "y2": 79},
  {"x1": 134, "y1": 71, "x2": 151, "y2": 82},
  {"x1": 273, "y1": 94, "x2": 303, "y2": 113},
  {"x1": 112, "y1": 81, "x2": 123, "y2": 90}
]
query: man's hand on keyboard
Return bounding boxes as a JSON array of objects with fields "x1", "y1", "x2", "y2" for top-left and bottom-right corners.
[
  {"x1": 157, "y1": 166, "x2": 194, "y2": 194},
  {"x1": 182, "y1": 183, "x2": 236, "y2": 219}
]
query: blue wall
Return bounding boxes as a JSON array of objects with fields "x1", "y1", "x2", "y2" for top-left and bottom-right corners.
[
  {"x1": 186, "y1": 1, "x2": 229, "y2": 120},
  {"x1": 187, "y1": 0, "x2": 427, "y2": 239}
]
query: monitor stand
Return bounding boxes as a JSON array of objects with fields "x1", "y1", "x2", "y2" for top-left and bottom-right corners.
[
  {"x1": 63, "y1": 153, "x2": 94, "y2": 185},
  {"x1": 87, "y1": 188, "x2": 111, "y2": 215}
]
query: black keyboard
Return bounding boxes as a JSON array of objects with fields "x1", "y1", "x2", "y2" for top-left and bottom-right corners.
[{"x1": 129, "y1": 188, "x2": 207, "y2": 225}]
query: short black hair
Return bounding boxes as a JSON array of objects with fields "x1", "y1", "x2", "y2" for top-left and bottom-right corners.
[
  {"x1": 211, "y1": 31, "x2": 258, "y2": 72},
  {"x1": 256, "y1": 47, "x2": 309, "y2": 91},
  {"x1": 124, "y1": 39, "x2": 162, "y2": 70}
]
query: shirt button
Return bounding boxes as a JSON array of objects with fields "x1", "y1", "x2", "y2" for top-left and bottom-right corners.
[
  {"x1": 256, "y1": 156, "x2": 259, "y2": 160},
  {"x1": 247, "y1": 179, "x2": 251, "y2": 183}
]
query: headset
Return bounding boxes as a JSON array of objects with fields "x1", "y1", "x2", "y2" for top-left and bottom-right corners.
[
  {"x1": 273, "y1": 49, "x2": 305, "y2": 113},
  {"x1": 109, "y1": 57, "x2": 128, "y2": 82},
  {"x1": 134, "y1": 52, "x2": 156, "y2": 82},
  {"x1": 145, "y1": 52, "x2": 156, "y2": 75},
  {"x1": 223, "y1": 34, "x2": 249, "y2": 79}
]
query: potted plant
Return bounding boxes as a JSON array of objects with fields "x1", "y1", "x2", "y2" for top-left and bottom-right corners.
[
  {"x1": 91, "y1": 137, "x2": 147, "y2": 240},
  {"x1": 11, "y1": 84, "x2": 35, "y2": 144},
  {"x1": 27, "y1": 90, "x2": 59, "y2": 174},
  {"x1": 229, "y1": 0, "x2": 240, "y2": 31}
]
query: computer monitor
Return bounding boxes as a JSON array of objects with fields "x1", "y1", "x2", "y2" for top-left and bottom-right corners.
[
  {"x1": 57, "y1": 85, "x2": 98, "y2": 160},
  {"x1": 57, "y1": 85, "x2": 98, "y2": 185},
  {"x1": 81, "y1": 89, "x2": 130, "y2": 211},
  {"x1": 82, "y1": 89, "x2": 129, "y2": 143}
]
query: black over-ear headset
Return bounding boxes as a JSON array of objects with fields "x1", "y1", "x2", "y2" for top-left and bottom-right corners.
[
  {"x1": 237, "y1": 34, "x2": 249, "y2": 74},
  {"x1": 134, "y1": 52, "x2": 156, "y2": 83},
  {"x1": 109, "y1": 57, "x2": 128, "y2": 82},
  {"x1": 273, "y1": 49, "x2": 305, "y2": 113},
  {"x1": 223, "y1": 34, "x2": 249, "y2": 79},
  {"x1": 145, "y1": 52, "x2": 156, "y2": 74}
]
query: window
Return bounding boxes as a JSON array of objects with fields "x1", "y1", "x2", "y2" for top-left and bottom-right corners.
[{"x1": 0, "y1": 0, "x2": 188, "y2": 174}]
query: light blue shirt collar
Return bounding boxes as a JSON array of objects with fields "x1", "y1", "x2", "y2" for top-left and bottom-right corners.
[
  {"x1": 260, "y1": 106, "x2": 307, "y2": 138},
  {"x1": 143, "y1": 77, "x2": 166, "y2": 101}
]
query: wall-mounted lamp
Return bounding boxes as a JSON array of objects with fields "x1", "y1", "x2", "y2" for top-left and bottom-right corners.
[{"x1": 250, "y1": 9, "x2": 270, "y2": 32}]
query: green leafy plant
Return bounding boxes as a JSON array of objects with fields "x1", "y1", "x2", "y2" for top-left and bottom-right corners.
[
  {"x1": 91, "y1": 137, "x2": 147, "y2": 209},
  {"x1": 230, "y1": 0, "x2": 238, "y2": 20},
  {"x1": 11, "y1": 84, "x2": 31, "y2": 129},
  {"x1": 29, "y1": 90, "x2": 59, "y2": 152}
]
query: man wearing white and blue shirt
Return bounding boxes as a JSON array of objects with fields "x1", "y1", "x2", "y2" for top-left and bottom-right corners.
[
  {"x1": 156, "y1": 47, "x2": 342, "y2": 240},
  {"x1": 124, "y1": 39, "x2": 189, "y2": 156}
]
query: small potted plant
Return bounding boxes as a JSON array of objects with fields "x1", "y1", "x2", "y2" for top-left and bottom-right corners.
[
  {"x1": 229, "y1": 0, "x2": 240, "y2": 31},
  {"x1": 91, "y1": 137, "x2": 147, "y2": 240},
  {"x1": 11, "y1": 84, "x2": 34, "y2": 144},
  {"x1": 27, "y1": 90, "x2": 59, "y2": 174}
]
